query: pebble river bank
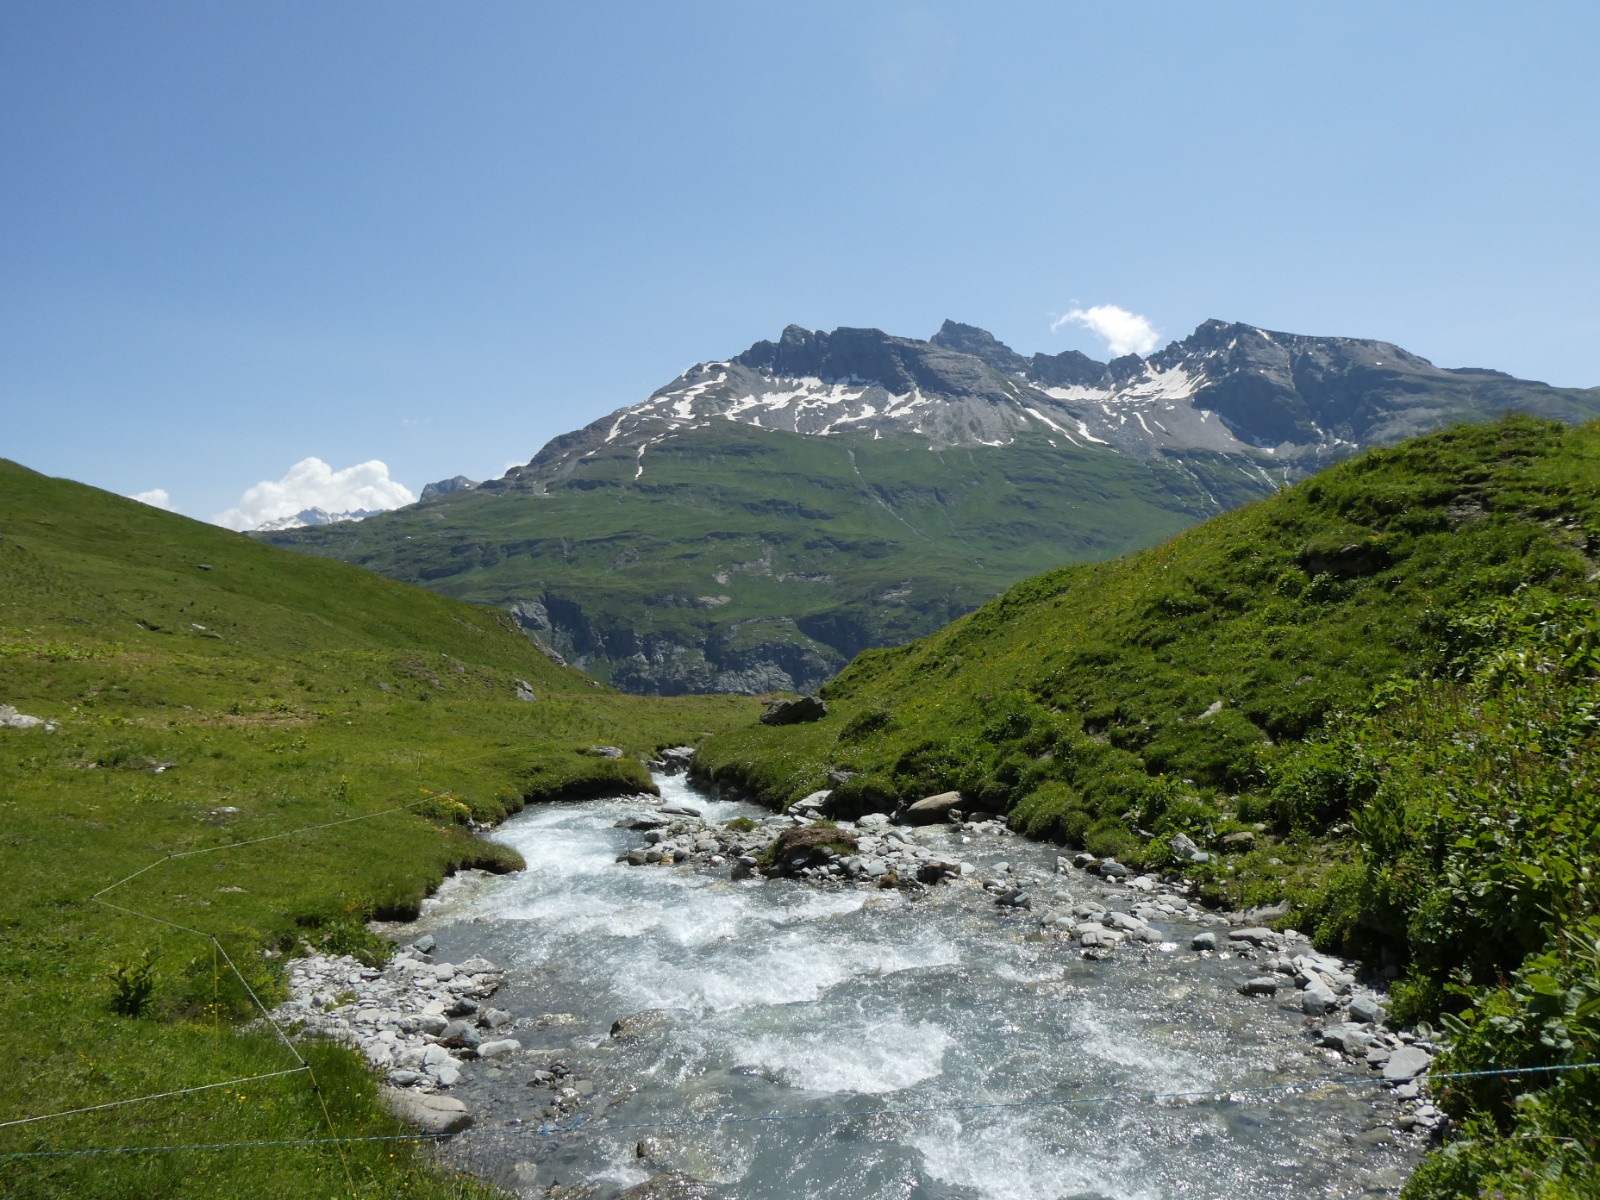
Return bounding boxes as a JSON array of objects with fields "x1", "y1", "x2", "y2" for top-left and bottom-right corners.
[{"x1": 272, "y1": 770, "x2": 1439, "y2": 1199}]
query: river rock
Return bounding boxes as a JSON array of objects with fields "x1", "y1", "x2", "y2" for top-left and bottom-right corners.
[
  {"x1": 1301, "y1": 979, "x2": 1338, "y2": 1016},
  {"x1": 1097, "y1": 859, "x2": 1130, "y2": 879},
  {"x1": 1239, "y1": 976, "x2": 1280, "y2": 996},
  {"x1": 382, "y1": 1087, "x2": 473, "y2": 1135},
  {"x1": 1191, "y1": 931, "x2": 1217, "y2": 951},
  {"x1": 476, "y1": 1038, "x2": 522, "y2": 1059},
  {"x1": 1382, "y1": 1046, "x2": 1432, "y2": 1081},
  {"x1": 1228, "y1": 927, "x2": 1278, "y2": 946},
  {"x1": 791, "y1": 790, "x2": 831, "y2": 812},
  {"x1": 1349, "y1": 994, "x2": 1387, "y2": 1025},
  {"x1": 903, "y1": 791, "x2": 961, "y2": 824}
]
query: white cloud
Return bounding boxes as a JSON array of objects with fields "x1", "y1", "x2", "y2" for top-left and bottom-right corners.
[
  {"x1": 213, "y1": 457, "x2": 415, "y2": 531},
  {"x1": 1050, "y1": 305, "x2": 1161, "y2": 358},
  {"x1": 130, "y1": 488, "x2": 174, "y2": 511}
]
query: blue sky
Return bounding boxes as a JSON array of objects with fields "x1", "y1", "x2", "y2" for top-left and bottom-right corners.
[{"x1": 4, "y1": 2, "x2": 1598, "y2": 524}]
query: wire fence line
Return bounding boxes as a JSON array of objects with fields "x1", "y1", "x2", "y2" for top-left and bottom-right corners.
[
  {"x1": 2, "y1": 747, "x2": 521, "y2": 1144},
  {"x1": 8, "y1": 759, "x2": 1596, "y2": 1176},
  {"x1": 0, "y1": 1069, "x2": 311, "y2": 1133},
  {"x1": 2, "y1": 1061, "x2": 1597, "y2": 1163}
]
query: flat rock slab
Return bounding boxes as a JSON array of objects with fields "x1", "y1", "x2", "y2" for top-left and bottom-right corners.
[
  {"x1": 382, "y1": 1087, "x2": 473, "y2": 1135},
  {"x1": 1228, "y1": 927, "x2": 1278, "y2": 946},
  {"x1": 1382, "y1": 1046, "x2": 1432, "y2": 1081}
]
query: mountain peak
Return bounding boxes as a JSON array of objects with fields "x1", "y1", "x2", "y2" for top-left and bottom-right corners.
[{"x1": 929, "y1": 320, "x2": 1029, "y2": 374}]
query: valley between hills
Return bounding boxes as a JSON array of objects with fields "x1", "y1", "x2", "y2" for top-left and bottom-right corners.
[
  {"x1": 262, "y1": 318, "x2": 1600, "y2": 696},
  {"x1": 2, "y1": 338, "x2": 1598, "y2": 1197}
]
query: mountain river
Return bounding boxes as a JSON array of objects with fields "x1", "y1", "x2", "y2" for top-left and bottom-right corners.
[{"x1": 399, "y1": 772, "x2": 1420, "y2": 1199}]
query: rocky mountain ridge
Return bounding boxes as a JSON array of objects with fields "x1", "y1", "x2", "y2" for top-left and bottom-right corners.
[
  {"x1": 263, "y1": 318, "x2": 1600, "y2": 694},
  {"x1": 496, "y1": 318, "x2": 1595, "y2": 498}
]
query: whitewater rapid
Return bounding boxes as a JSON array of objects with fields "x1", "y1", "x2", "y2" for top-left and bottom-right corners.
[{"x1": 401, "y1": 774, "x2": 1417, "y2": 1199}]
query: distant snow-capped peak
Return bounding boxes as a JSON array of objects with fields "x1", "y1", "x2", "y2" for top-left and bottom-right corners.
[{"x1": 252, "y1": 506, "x2": 383, "y2": 532}]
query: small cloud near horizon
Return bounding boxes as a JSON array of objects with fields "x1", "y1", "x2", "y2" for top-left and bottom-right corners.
[
  {"x1": 213, "y1": 458, "x2": 415, "y2": 531},
  {"x1": 1050, "y1": 305, "x2": 1161, "y2": 358},
  {"x1": 130, "y1": 488, "x2": 174, "y2": 511}
]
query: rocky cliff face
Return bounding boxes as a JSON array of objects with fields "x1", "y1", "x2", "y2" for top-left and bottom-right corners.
[
  {"x1": 264, "y1": 319, "x2": 1600, "y2": 695},
  {"x1": 495, "y1": 318, "x2": 1596, "y2": 503}
]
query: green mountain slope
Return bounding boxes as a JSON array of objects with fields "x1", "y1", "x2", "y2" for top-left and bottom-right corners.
[
  {"x1": 269, "y1": 423, "x2": 1269, "y2": 694},
  {"x1": 697, "y1": 416, "x2": 1600, "y2": 1197},
  {"x1": 264, "y1": 319, "x2": 1600, "y2": 697},
  {"x1": 0, "y1": 459, "x2": 753, "y2": 1198}
]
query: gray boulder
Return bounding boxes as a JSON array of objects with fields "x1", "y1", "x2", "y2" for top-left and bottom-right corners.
[
  {"x1": 0, "y1": 705, "x2": 48, "y2": 730},
  {"x1": 1169, "y1": 832, "x2": 1210, "y2": 864},
  {"x1": 1301, "y1": 980, "x2": 1338, "y2": 1016},
  {"x1": 759, "y1": 696, "x2": 828, "y2": 726},
  {"x1": 903, "y1": 791, "x2": 961, "y2": 824},
  {"x1": 382, "y1": 1087, "x2": 473, "y2": 1135},
  {"x1": 1349, "y1": 993, "x2": 1387, "y2": 1025},
  {"x1": 1228, "y1": 927, "x2": 1278, "y2": 946},
  {"x1": 1382, "y1": 1046, "x2": 1432, "y2": 1081},
  {"x1": 476, "y1": 1038, "x2": 522, "y2": 1059},
  {"x1": 1239, "y1": 976, "x2": 1280, "y2": 996}
]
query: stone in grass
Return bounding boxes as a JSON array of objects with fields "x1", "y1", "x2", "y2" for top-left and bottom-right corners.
[
  {"x1": 382, "y1": 1087, "x2": 473, "y2": 1135},
  {"x1": 759, "y1": 695, "x2": 827, "y2": 726}
]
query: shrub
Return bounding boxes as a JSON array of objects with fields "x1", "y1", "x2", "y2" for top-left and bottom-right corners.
[{"x1": 108, "y1": 949, "x2": 158, "y2": 1018}]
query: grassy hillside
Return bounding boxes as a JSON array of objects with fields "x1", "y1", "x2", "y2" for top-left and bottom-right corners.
[
  {"x1": 0, "y1": 459, "x2": 755, "y2": 1198},
  {"x1": 697, "y1": 416, "x2": 1600, "y2": 1197},
  {"x1": 266, "y1": 423, "x2": 1272, "y2": 693}
]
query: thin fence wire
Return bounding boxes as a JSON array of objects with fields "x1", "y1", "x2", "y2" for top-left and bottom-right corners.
[
  {"x1": 1, "y1": 1061, "x2": 1596, "y2": 1162},
  {"x1": 7, "y1": 759, "x2": 1595, "y2": 1178},
  {"x1": 1, "y1": 748, "x2": 520, "y2": 1142}
]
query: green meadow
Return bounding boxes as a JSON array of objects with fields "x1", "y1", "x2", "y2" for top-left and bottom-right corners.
[{"x1": 0, "y1": 459, "x2": 755, "y2": 1198}]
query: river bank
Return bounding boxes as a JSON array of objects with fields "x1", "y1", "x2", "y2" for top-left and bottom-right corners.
[{"x1": 265, "y1": 770, "x2": 1449, "y2": 1199}]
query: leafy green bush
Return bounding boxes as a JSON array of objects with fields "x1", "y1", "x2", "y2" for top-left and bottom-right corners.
[{"x1": 107, "y1": 950, "x2": 158, "y2": 1018}]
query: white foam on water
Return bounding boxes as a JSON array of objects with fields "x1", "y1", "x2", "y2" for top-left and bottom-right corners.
[
  {"x1": 729, "y1": 1016, "x2": 953, "y2": 1095},
  {"x1": 614, "y1": 926, "x2": 960, "y2": 1014},
  {"x1": 1069, "y1": 1009, "x2": 1212, "y2": 1094},
  {"x1": 913, "y1": 1113, "x2": 1165, "y2": 1200}
]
